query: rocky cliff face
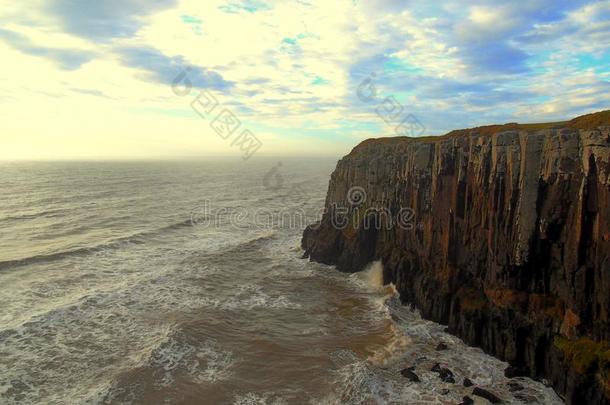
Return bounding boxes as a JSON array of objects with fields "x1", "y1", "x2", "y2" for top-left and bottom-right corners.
[{"x1": 302, "y1": 111, "x2": 610, "y2": 404}]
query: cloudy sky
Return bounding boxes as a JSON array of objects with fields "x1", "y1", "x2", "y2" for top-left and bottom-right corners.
[{"x1": 1, "y1": 0, "x2": 609, "y2": 159}]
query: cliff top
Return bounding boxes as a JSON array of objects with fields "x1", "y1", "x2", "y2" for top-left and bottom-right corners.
[{"x1": 350, "y1": 110, "x2": 610, "y2": 156}]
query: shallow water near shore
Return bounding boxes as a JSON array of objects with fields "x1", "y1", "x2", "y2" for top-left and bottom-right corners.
[{"x1": 0, "y1": 159, "x2": 563, "y2": 404}]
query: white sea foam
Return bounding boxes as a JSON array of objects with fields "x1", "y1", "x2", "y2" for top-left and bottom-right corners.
[
  {"x1": 0, "y1": 243, "x2": 227, "y2": 404},
  {"x1": 233, "y1": 392, "x2": 289, "y2": 405},
  {"x1": 322, "y1": 260, "x2": 564, "y2": 405},
  {"x1": 351, "y1": 260, "x2": 385, "y2": 290},
  {"x1": 211, "y1": 285, "x2": 302, "y2": 311},
  {"x1": 148, "y1": 335, "x2": 234, "y2": 388},
  {"x1": 0, "y1": 161, "x2": 567, "y2": 404}
]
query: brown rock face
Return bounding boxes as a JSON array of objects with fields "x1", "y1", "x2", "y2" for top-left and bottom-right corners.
[{"x1": 302, "y1": 111, "x2": 610, "y2": 405}]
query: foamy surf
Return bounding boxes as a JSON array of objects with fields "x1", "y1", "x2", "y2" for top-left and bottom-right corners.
[
  {"x1": 351, "y1": 260, "x2": 385, "y2": 290},
  {"x1": 322, "y1": 261, "x2": 563, "y2": 405},
  {"x1": 0, "y1": 160, "x2": 564, "y2": 404},
  {"x1": 233, "y1": 392, "x2": 290, "y2": 405}
]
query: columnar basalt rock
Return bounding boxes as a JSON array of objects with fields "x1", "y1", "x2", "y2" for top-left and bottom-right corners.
[{"x1": 302, "y1": 111, "x2": 610, "y2": 404}]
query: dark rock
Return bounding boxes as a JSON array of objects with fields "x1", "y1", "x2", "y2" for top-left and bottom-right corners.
[
  {"x1": 513, "y1": 393, "x2": 537, "y2": 403},
  {"x1": 459, "y1": 396, "x2": 474, "y2": 405},
  {"x1": 463, "y1": 377, "x2": 474, "y2": 387},
  {"x1": 436, "y1": 342, "x2": 449, "y2": 351},
  {"x1": 430, "y1": 363, "x2": 455, "y2": 383},
  {"x1": 438, "y1": 367, "x2": 455, "y2": 383},
  {"x1": 400, "y1": 367, "x2": 420, "y2": 382},
  {"x1": 472, "y1": 387, "x2": 503, "y2": 403},
  {"x1": 504, "y1": 366, "x2": 527, "y2": 378},
  {"x1": 507, "y1": 381, "x2": 524, "y2": 392},
  {"x1": 301, "y1": 111, "x2": 610, "y2": 405}
]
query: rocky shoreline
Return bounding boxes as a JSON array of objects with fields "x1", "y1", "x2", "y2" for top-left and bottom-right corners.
[{"x1": 302, "y1": 111, "x2": 610, "y2": 404}]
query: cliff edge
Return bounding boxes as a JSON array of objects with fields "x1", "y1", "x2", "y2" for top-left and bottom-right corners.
[{"x1": 302, "y1": 110, "x2": 610, "y2": 404}]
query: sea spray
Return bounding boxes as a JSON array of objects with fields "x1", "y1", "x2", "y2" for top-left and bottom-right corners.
[
  {"x1": 352, "y1": 260, "x2": 385, "y2": 290},
  {"x1": 349, "y1": 261, "x2": 410, "y2": 366},
  {"x1": 351, "y1": 260, "x2": 399, "y2": 309}
]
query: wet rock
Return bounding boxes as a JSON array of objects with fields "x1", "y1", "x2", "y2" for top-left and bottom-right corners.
[
  {"x1": 459, "y1": 396, "x2": 474, "y2": 405},
  {"x1": 472, "y1": 387, "x2": 503, "y2": 403},
  {"x1": 400, "y1": 367, "x2": 420, "y2": 382},
  {"x1": 463, "y1": 377, "x2": 474, "y2": 387},
  {"x1": 436, "y1": 342, "x2": 449, "y2": 351}
]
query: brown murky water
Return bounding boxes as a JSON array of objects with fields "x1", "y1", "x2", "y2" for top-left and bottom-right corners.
[{"x1": 0, "y1": 160, "x2": 562, "y2": 404}]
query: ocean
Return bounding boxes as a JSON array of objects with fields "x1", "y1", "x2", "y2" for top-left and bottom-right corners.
[{"x1": 0, "y1": 159, "x2": 562, "y2": 404}]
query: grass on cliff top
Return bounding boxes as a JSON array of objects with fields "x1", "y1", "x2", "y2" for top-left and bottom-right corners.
[
  {"x1": 568, "y1": 109, "x2": 610, "y2": 129},
  {"x1": 351, "y1": 110, "x2": 610, "y2": 154}
]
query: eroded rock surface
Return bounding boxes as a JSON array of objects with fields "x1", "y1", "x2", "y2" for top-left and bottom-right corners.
[{"x1": 302, "y1": 111, "x2": 610, "y2": 404}]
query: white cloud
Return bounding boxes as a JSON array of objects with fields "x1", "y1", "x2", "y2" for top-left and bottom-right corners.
[{"x1": 0, "y1": 0, "x2": 608, "y2": 160}]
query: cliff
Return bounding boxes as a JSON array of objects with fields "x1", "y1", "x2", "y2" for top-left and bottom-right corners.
[{"x1": 302, "y1": 110, "x2": 610, "y2": 404}]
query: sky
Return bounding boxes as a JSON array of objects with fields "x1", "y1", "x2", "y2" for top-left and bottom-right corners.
[{"x1": 0, "y1": 0, "x2": 609, "y2": 160}]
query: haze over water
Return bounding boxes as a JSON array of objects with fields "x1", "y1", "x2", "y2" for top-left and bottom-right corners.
[{"x1": 0, "y1": 159, "x2": 562, "y2": 404}]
